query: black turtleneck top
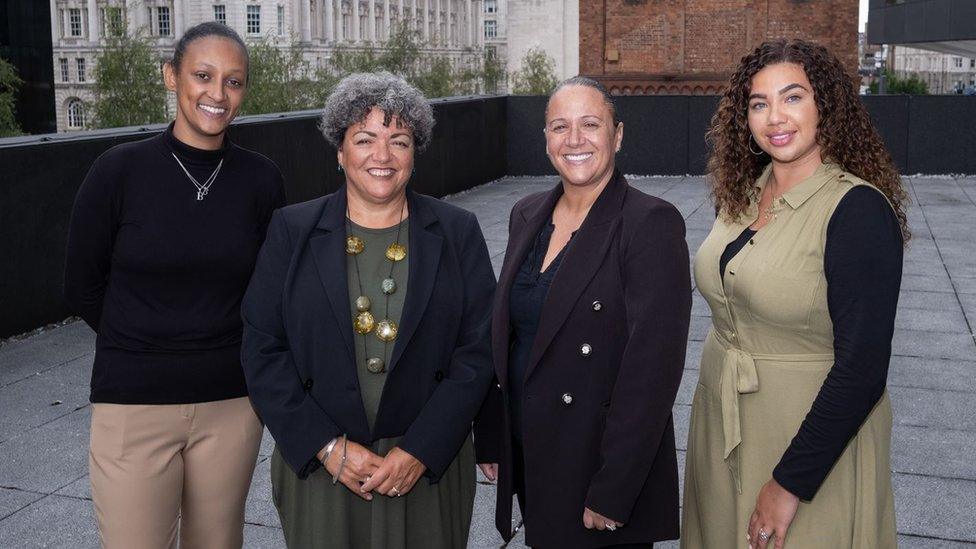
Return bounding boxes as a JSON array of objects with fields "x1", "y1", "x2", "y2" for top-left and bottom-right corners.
[{"x1": 64, "y1": 124, "x2": 286, "y2": 404}]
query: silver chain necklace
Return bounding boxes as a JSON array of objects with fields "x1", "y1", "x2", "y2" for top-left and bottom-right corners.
[{"x1": 171, "y1": 152, "x2": 224, "y2": 201}]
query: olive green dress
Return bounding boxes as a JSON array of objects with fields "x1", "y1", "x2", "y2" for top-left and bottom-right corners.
[
  {"x1": 681, "y1": 163, "x2": 897, "y2": 547},
  {"x1": 270, "y1": 219, "x2": 476, "y2": 549}
]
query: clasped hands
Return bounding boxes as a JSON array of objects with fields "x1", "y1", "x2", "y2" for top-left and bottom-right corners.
[{"x1": 320, "y1": 440, "x2": 426, "y2": 501}]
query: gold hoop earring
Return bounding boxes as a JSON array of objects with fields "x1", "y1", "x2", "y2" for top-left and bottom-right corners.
[{"x1": 748, "y1": 136, "x2": 765, "y2": 156}]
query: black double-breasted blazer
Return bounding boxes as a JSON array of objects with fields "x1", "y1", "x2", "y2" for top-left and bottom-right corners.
[
  {"x1": 241, "y1": 186, "x2": 495, "y2": 480},
  {"x1": 474, "y1": 172, "x2": 692, "y2": 548}
]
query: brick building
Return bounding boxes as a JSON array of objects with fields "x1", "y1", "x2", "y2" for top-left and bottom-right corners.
[{"x1": 580, "y1": 0, "x2": 858, "y2": 95}]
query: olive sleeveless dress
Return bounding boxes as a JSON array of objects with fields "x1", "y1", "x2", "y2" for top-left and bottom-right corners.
[{"x1": 681, "y1": 163, "x2": 897, "y2": 547}]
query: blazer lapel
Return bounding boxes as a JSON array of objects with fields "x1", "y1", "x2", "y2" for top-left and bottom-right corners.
[
  {"x1": 388, "y1": 190, "x2": 443, "y2": 372},
  {"x1": 524, "y1": 172, "x2": 628, "y2": 382},
  {"x1": 309, "y1": 189, "x2": 357, "y2": 366},
  {"x1": 491, "y1": 185, "x2": 563, "y2": 388}
]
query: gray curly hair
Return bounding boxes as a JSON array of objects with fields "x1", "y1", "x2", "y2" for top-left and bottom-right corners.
[{"x1": 319, "y1": 72, "x2": 435, "y2": 153}]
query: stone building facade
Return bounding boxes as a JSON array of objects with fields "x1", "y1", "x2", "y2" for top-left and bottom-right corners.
[
  {"x1": 51, "y1": 0, "x2": 486, "y2": 131},
  {"x1": 579, "y1": 0, "x2": 858, "y2": 96},
  {"x1": 891, "y1": 46, "x2": 976, "y2": 95},
  {"x1": 504, "y1": 0, "x2": 578, "y2": 86}
]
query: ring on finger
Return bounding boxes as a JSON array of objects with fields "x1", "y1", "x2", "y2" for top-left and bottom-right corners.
[
  {"x1": 391, "y1": 486, "x2": 401, "y2": 497},
  {"x1": 605, "y1": 522, "x2": 616, "y2": 532},
  {"x1": 758, "y1": 528, "x2": 770, "y2": 542}
]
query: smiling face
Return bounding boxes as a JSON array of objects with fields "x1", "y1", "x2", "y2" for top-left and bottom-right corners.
[
  {"x1": 545, "y1": 85, "x2": 623, "y2": 189},
  {"x1": 747, "y1": 62, "x2": 822, "y2": 166},
  {"x1": 338, "y1": 107, "x2": 415, "y2": 207},
  {"x1": 164, "y1": 36, "x2": 247, "y2": 150}
]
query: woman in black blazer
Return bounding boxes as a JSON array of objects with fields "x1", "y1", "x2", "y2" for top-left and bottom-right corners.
[
  {"x1": 241, "y1": 73, "x2": 495, "y2": 548},
  {"x1": 474, "y1": 77, "x2": 692, "y2": 548}
]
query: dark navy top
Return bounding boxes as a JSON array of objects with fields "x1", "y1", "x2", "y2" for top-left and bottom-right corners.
[{"x1": 507, "y1": 222, "x2": 572, "y2": 440}]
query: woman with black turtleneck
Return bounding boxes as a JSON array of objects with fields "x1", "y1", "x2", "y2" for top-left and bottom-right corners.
[{"x1": 64, "y1": 23, "x2": 284, "y2": 549}]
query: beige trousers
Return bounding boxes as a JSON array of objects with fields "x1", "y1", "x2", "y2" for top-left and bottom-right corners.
[{"x1": 89, "y1": 396, "x2": 263, "y2": 549}]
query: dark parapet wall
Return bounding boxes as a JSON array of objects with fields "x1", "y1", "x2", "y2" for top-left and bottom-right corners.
[
  {"x1": 505, "y1": 94, "x2": 976, "y2": 176},
  {"x1": 0, "y1": 96, "x2": 506, "y2": 338}
]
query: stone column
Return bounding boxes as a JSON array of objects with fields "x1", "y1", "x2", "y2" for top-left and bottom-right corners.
[
  {"x1": 87, "y1": 0, "x2": 99, "y2": 41},
  {"x1": 352, "y1": 0, "x2": 360, "y2": 41},
  {"x1": 302, "y1": 0, "x2": 312, "y2": 41},
  {"x1": 367, "y1": 0, "x2": 376, "y2": 42},
  {"x1": 173, "y1": 0, "x2": 185, "y2": 39},
  {"x1": 325, "y1": 0, "x2": 335, "y2": 41},
  {"x1": 383, "y1": 0, "x2": 391, "y2": 40},
  {"x1": 422, "y1": 0, "x2": 429, "y2": 41}
]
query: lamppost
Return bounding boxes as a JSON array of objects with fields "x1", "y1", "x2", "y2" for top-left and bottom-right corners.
[{"x1": 874, "y1": 46, "x2": 888, "y2": 94}]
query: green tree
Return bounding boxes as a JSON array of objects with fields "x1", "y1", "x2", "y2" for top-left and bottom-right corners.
[
  {"x1": 0, "y1": 55, "x2": 24, "y2": 137},
  {"x1": 869, "y1": 70, "x2": 928, "y2": 95},
  {"x1": 241, "y1": 38, "x2": 324, "y2": 115},
  {"x1": 481, "y1": 47, "x2": 505, "y2": 94},
  {"x1": 89, "y1": 30, "x2": 167, "y2": 128},
  {"x1": 511, "y1": 46, "x2": 558, "y2": 95}
]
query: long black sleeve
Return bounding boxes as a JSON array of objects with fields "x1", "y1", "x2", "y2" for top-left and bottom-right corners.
[
  {"x1": 772, "y1": 186, "x2": 903, "y2": 500},
  {"x1": 64, "y1": 158, "x2": 122, "y2": 331}
]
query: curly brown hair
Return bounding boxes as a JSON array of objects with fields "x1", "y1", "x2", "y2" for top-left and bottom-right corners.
[{"x1": 706, "y1": 39, "x2": 910, "y2": 242}]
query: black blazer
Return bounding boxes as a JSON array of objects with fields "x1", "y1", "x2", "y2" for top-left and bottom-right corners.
[
  {"x1": 474, "y1": 172, "x2": 692, "y2": 548},
  {"x1": 242, "y1": 186, "x2": 495, "y2": 480}
]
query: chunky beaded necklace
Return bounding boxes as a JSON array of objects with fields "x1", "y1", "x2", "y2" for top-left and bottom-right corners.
[{"x1": 345, "y1": 202, "x2": 407, "y2": 374}]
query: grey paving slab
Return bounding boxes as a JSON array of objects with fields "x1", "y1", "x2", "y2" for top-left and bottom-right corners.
[
  {"x1": 0, "y1": 321, "x2": 94, "y2": 386},
  {"x1": 0, "y1": 488, "x2": 43, "y2": 521},
  {"x1": 893, "y1": 473, "x2": 976, "y2": 544},
  {"x1": 891, "y1": 423, "x2": 976, "y2": 481},
  {"x1": 0, "y1": 425, "x2": 88, "y2": 493},
  {"x1": 953, "y1": 276, "x2": 976, "y2": 295},
  {"x1": 0, "y1": 494, "x2": 99, "y2": 549},
  {"x1": 898, "y1": 290, "x2": 965, "y2": 311},
  {"x1": 901, "y1": 273, "x2": 956, "y2": 293},
  {"x1": 245, "y1": 456, "x2": 281, "y2": 529},
  {"x1": 895, "y1": 308, "x2": 971, "y2": 334},
  {"x1": 890, "y1": 329, "x2": 976, "y2": 361},
  {"x1": 243, "y1": 523, "x2": 286, "y2": 548},
  {"x1": 888, "y1": 356, "x2": 976, "y2": 393},
  {"x1": 0, "y1": 355, "x2": 92, "y2": 430},
  {"x1": 889, "y1": 386, "x2": 976, "y2": 432}
]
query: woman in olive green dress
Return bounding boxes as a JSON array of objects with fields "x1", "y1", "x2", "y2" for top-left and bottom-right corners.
[
  {"x1": 681, "y1": 40, "x2": 909, "y2": 548},
  {"x1": 241, "y1": 72, "x2": 496, "y2": 548}
]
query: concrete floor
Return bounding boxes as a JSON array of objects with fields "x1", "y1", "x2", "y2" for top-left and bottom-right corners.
[{"x1": 1, "y1": 175, "x2": 974, "y2": 548}]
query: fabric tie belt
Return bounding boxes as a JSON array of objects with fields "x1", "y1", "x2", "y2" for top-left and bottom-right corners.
[{"x1": 713, "y1": 332, "x2": 833, "y2": 493}]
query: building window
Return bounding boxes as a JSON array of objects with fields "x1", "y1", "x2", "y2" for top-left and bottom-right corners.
[
  {"x1": 954, "y1": 57, "x2": 963, "y2": 68},
  {"x1": 77, "y1": 58, "x2": 87, "y2": 82},
  {"x1": 67, "y1": 99, "x2": 86, "y2": 129},
  {"x1": 247, "y1": 5, "x2": 261, "y2": 35},
  {"x1": 213, "y1": 4, "x2": 226, "y2": 25},
  {"x1": 971, "y1": 59, "x2": 975, "y2": 68},
  {"x1": 69, "y1": 8, "x2": 83, "y2": 37},
  {"x1": 485, "y1": 0, "x2": 496, "y2": 14},
  {"x1": 484, "y1": 19, "x2": 496, "y2": 39},
  {"x1": 277, "y1": 5, "x2": 285, "y2": 35},
  {"x1": 157, "y1": 7, "x2": 171, "y2": 36},
  {"x1": 59, "y1": 58, "x2": 69, "y2": 82}
]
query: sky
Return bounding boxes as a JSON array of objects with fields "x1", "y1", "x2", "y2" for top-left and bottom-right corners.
[{"x1": 859, "y1": 0, "x2": 868, "y2": 32}]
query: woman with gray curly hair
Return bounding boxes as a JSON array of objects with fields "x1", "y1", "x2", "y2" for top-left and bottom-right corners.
[{"x1": 241, "y1": 72, "x2": 496, "y2": 548}]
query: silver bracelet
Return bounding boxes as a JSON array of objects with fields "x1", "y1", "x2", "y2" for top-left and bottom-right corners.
[
  {"x1": 321, "y1": 437, "x2": 339, "y2": 467},
  {"x1": 331, "y1": 435, "x2": 348, "y2": 486}
]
